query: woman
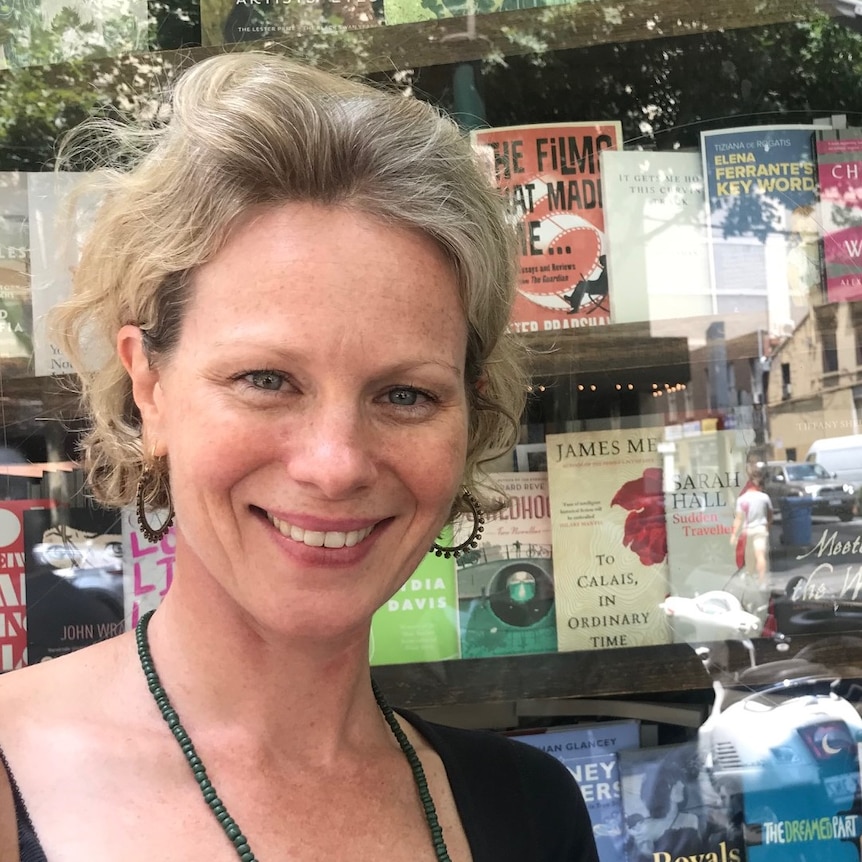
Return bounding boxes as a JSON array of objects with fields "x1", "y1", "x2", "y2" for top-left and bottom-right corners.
[
  {"x1": 730, "y1": 468, "x2": 774, "y2": 586},
  {"x1": 0, "y1": 54, "x2": 597, "y2": 861}
]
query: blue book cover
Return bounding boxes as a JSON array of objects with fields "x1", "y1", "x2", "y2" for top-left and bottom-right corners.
[
  {"x1": 701, "y1": 124, "x2": 820, "y2": 335},
  {"x1": 699, "y1": 677, "x2": 862, "y2": 861},
  {"x1": 511, "y1": 721, "x2": 638, "y2": 862},
  {"x1": 510, "y1": 719, "x2": 640, "y2": 758},
  {"x1": 619, "y1": 741, "x2": 745, "y2": 862},
  {"x1": 568, "y1": 750, "x2": 627, "y2": 862}
]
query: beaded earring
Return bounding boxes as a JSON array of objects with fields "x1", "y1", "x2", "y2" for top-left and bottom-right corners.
[
  {"x1": 431, "y1": 488, "x2": 485, "y2": 559},
  {"x1": 135, "y1": 457, "x2": 175, "y2": 543}
]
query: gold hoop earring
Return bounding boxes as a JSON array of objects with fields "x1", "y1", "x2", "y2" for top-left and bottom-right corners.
[
  {"x1": 431, "y1": 488, "x2": 485, "y2": 559},
  {"x1": 136, "y1": 460, "x2": 175, "y2": 543}
]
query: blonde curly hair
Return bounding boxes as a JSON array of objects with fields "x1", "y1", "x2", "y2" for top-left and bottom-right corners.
[{"x1": 52, "y1": 52, "x2": 527, "y2": 520}]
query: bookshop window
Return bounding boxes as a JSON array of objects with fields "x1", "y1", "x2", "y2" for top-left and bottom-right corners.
[{"x1": 7, "y1": 3, "x2": 862, "y2": 860}]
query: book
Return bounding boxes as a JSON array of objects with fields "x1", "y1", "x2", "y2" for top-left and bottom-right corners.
[
  {"x1": 546, "y1": 428, "x2": 671, "y2": 652},
  {"x1": 200, "y1": 0, "x2": 380, "y2": 47},
  {"x1": 601, "y1": 150, "x2": 713, "y2": 325},
  {"x1": 0, "y1": 0, "x2": 147, "y2": 70},
  {"x1": 383, "y1": 0, "x2": 581, "y2": 27},
  {"x1": 662, "y1": 428, "x2": 761, "y2": 642},
  {"x1": 0, "y1": 499, "x2": 52, "y2": 670},
  {"x1": 619, "y1": 741, "x2": 745, "y2": 862},
  {"x1": 122, "y1": 506, "x2": 175, "y2": 629},
  {"x1": 24, "y1": 504, "x2": 124, "y2": 662},
  {"x1": 0, "y1": 172, "x2": 33, "y2": 375},
  {"x1": 510, "y1": 718, "x2": 640, "y2": 756},
  {"x1": 701, "y1": 125, "x2": 821, "y2": 335},
  {"x1": 513, "y1": 720, "x2": 639, "y2": 862},
  {"x1": 570, "y1": 750, "x2": 628, "y2": 862},
  {"x1": 470, "y1": 121, "x2": 621, "y2": 333},
  {"x1": 456, "y1": 471, "x2": 556, "y2": 658},
  {"x1": 813, "y1": 128, "x2": 862, "y2": 304},
  {"x1": 27, "y1": 171, "x2": 94, "y2": 377},
  {"x1": 699, "y1": 673, "x2": 862, "y2": 861},
  {"x1": 370, "y1": 547, "x2": 459, "y2": 665}
]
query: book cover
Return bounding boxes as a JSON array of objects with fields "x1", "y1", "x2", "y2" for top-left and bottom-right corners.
[
  {"x1": 699, "y1": 675, "x2": 862, "y2": 861},
  {"x1": 0, "y1": 499, "x2": 51, "y2": 670},
  {"x1": 546, "y1": 428, "x2": 670, "y2": 652},
  {"x1": 701, "y1": 125, "x2": 820, "y2": 335},
  {"x1": 0, "y1": 0, "x2": 147, "y2": 70},
  {"x1": 470, "y1": 122, "x2": 621, "y2": 333},
  {"x1": 620, "y1": 741, "x2": 745, "y2": 862},
  {"x1": 24, "y1": 504, "x2": 124, "y2": 662},
  {"x1": 456, "y1": 471, "x2": 556, "y2": 658},
  {"x1": 370, "y1": 547, "x2": 459, "y2": 666},
  {"x1": 201, "y1": 0, "x2": 380, "y2": 47},
  {"x1": 814, "y1": 128, "x2": 862, "y2": 304},
  {"x1": 383, "y1": 0, "x2": 581, "y2": 26},
  {"x1": 662, "y1": 428, "x2": 763, "y2": 643},
  {"x1": 512, "y1": 721, "x2": 639, "y2": 862},
  {"x1": 570, "y1": 750, "x2": 628, "y2": 862},
  {"x1": 122, "y1": 506, "x2": 175, "y2": 629},
  {"x1": 602, "y1": 150, "x2": 713, "y2": 325},
  {"x1": 28, "y1": 171, "x2": 95, "y2": 377},
  {"x1": 510, "y1": 718, "x2": 640, "y2": 756},
  {"x1": 0, "y1": 172, "x2": 33, "y2": 375}
]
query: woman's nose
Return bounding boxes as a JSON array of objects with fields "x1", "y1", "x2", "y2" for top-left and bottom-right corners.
[{"x1": 284, "y1": 403, "x2": 378, "y2": 498}]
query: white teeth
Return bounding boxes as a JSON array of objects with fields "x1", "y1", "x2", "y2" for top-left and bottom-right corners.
[{"x1": 268, "y1": 514, "x2": 373, "y2": 549}]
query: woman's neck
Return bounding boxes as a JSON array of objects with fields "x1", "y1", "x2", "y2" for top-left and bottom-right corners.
[{"x1": 139, "y1": 575, "x2": 386, "y2": 765}]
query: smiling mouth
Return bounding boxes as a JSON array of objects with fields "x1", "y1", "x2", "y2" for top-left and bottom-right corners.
[{"x1": 265, "y1": 513, "x2": 376, "y2": 549}]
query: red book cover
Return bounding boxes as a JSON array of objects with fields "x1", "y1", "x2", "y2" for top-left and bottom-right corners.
[
  {"x1": 471, "y1": 121, "x2": 621, "y2": 333},
  {"x1": 0, "y1": 499, "x2": 52, "y2": 670}
]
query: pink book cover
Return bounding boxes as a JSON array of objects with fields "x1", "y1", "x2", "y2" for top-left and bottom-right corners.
[{"x1": 815, "y1": 128, "x2": 862, "y2": 302}]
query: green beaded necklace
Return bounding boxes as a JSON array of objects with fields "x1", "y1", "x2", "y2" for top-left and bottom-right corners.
[{"x1": 135, "y1": 610, "x2": 451, "y2": 862}]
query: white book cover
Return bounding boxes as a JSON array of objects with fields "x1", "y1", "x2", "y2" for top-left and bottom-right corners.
[
  {"x1": 547, "y1": 428, "x2": 670, "y2": 652},
  {"x1": 28, "y1": 171, "x2": 97, "y2": 377},
  {"x1": 602, "y1": 150, "x2": 713, "y2": 324},
  {"x1": 0, "y1": 172, "x2": 32, "y2": 368}
]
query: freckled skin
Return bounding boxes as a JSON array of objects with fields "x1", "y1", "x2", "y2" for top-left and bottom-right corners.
[{"x1": 124, "y1": 202, "x2": 471, "y2": 642}]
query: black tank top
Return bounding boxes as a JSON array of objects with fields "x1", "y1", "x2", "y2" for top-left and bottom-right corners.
[{"x1": 0, "y1": 749, "x2": 48, "y2": 862}]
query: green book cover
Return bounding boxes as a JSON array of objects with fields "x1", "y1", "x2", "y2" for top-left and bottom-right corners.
[
  {"x1": 369, "y1": 543, "x2": 459, "y2": 666},
  {"x1": 456, "y1": 472, "x2": 557, "y2": 658}
]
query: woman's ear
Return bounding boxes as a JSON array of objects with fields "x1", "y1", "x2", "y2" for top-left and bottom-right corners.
[{"x1": 117, "y1": 325, "x2": 166, "y2": 454}]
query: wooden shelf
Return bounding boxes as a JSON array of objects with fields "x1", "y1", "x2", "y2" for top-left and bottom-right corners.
[{"x1": 373, "y1": 632, "x2": 862, "y2": 709}]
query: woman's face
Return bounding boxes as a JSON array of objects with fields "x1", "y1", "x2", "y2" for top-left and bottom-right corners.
[{"x1": 122, "y1": 203, "x2": 470, "y2": 639}]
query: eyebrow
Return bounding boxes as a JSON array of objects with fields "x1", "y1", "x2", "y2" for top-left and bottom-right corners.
[{"x1": 207, "y1": 344, "x2": 464, "y2": 378}]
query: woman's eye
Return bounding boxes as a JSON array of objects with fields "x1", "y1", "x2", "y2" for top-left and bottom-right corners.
[
  {"x1": 245, "y1": 371, "x2": 284, "y2": 391},
  {"x1": 388, "y1": 387, "x2": 423, "y2": 406}
]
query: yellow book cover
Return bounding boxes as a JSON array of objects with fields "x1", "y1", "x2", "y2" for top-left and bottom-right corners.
[{"x1": 547, "y1": 428, "x2": 670, "y2": 651}]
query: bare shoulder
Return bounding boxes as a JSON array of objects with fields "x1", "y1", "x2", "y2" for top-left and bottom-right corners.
[{"x1": 0, "y1": 633, "x2": 136, "y2": 739}]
